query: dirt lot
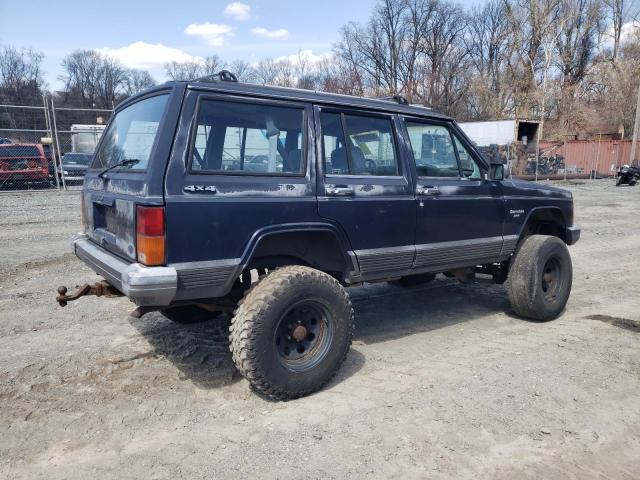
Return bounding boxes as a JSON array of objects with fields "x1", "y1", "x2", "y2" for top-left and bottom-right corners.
[{"x1": 0, "y1": 180, "x2": 639, "y2": 479}]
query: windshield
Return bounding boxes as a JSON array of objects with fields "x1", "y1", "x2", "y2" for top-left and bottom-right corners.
[{"x1": 92, "y1": 94, "x2": 168, "y2": 171}]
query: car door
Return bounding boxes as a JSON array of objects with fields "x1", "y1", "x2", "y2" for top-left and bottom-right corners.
[
  {"x1": 400, "y1": 118, "x2": 505, "y2": 271},
  {"x1": 314, "y1": 106, "x2": 416, "y2": 280}
]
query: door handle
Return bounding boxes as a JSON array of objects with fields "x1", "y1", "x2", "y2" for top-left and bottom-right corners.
[
  {"x1": 416, "y1": 185, "x2": 440, "y2": 196},
  {"x1": 326, "y1": 185, "x2": 354, "y2": 196}
]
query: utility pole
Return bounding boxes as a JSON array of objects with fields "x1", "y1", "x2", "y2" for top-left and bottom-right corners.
[{"x1": 630, "y1": 83, "x2": 640, "y2": 166}]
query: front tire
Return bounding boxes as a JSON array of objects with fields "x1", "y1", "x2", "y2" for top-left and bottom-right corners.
[
  {"x1": 506, "y1": 235, "x2": 573, "y2": 321},
  {"x1": 229, "y1": 266, "x2": 353, "y2": 400}
]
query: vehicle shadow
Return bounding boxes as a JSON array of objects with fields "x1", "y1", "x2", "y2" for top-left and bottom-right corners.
[
  {"x1": 349, "y1": 276, "x2": 510, "y2": 344},
  {"x1": 129, "y1": 276, "x2": 509, "y2": 391}
]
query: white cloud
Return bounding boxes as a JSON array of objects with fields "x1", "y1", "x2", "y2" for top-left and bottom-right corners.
[
  {"x1": 97, "y1": 42, "x2": 201, "y2": 69},
  {"x1": 185, "y1": 22, "x2": 233, "y2": 46},
  {"x1": 251, "y1": 27, "x2": 289, "y2": 39},
  {"x1": 224, "y1": 2, "x2": 251, "y2": 21},
  {"x1": 276, "y1": 49, "x2": 333, "y2": 65}
]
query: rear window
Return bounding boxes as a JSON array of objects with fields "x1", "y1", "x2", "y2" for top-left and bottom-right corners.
[
  {"x1": 189, "y1": 99, "x2": 305, "y2": 175},
  {"x1": 0, "y1": 146, "x2": 40, "y2": 158},
  {"x1": 92, "y1": 94, "x2": 168, "y2": 171}
]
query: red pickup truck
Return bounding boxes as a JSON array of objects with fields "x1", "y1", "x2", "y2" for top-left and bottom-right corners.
[{"x1": 0, "y1": 143, "x2": 50, "y2": 188}]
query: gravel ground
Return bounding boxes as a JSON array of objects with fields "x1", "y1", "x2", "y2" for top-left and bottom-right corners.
[{"x1": 0, "y1": 180, "x2": 639, "y2": 479}]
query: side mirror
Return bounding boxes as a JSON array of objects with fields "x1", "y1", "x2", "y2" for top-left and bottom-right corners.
[{"x1": 490, "y1": 162, "x2": 504, "y2": 181}]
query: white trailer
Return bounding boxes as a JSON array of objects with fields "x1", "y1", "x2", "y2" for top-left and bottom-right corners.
[{"x1": 70, "y1": 124, "x2": 106, "y2": 153}]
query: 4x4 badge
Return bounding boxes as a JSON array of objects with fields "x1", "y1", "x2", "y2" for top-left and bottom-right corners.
[{"x1": 184, "y1": 185, "x2": 217, "y2": 193}]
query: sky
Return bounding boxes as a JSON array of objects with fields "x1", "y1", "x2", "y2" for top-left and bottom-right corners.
[{"x1": 0, "y1": 0, "x2": 485, "y2": 88}]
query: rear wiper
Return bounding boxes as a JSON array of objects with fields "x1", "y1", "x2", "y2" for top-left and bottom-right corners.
[{"x1": 98, "y1": 158, "x2": 140, "y2": 178}]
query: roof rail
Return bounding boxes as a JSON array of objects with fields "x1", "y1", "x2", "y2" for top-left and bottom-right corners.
[
  {"x1": 378, "y1": 95, "x2": 409, "y2": 105},
  {"x1": 194, "y1": 70, "x2": 238, "y2": 83}
]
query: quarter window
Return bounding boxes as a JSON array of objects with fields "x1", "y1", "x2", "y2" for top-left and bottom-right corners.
[
  {"x1": 321, "y1": 112, "x2": 399, "y2": 176},
  {"x1": 405, "y1": 122, "x2": 460, "y2": 178},
  {"x1": 453, "y1": 135, "x2": 482, "y2": 179},
  {"x1": 190, "y1": 100, "x2": 305, "y2": 175}
]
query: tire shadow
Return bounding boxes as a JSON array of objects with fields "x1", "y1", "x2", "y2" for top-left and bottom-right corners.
[{"x1": 129, "y1": 311, "x2": 240, "y2": 389}]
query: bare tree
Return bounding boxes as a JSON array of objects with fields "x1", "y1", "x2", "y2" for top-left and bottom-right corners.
[
  {"x1": 553, "y1": 0, "x2": 605, "y2": 132},
  {"x1": 254, "y1": 58, "x2": 280, "y2": 85},
  {"x1": 466, "y1": 0, "x2": 514, "y2": 118},
  {"x1": 164, "y1": 61, "x2": 203, "y2": 81},
  {"x1": 414, "y1": 0, "x2": 470, "y2": 112},
  {"x1": 123, "y1": 70, "x2": 156, "y2": 96},
  {"x1": 604, "y1": 0, "x2": 629, "y2": 59},
  {"x1": 228, "y1": 59, "x2": 256, "y2": 83},
  {"x1": 60, "y1": 50, "x2": 154, "y2": 107},
  {"x1": 60, "y1": 50, "x2": 103, "y2": 107},
  {"x1": 0, "y1": 45, "x2": 45, "y2": 104},
  {"x1": 504, "y1": 0, "x2": 563, "y2": 117}
]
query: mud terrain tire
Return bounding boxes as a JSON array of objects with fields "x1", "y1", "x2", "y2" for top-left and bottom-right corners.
[
  {"x1": 230, "y1": 266, "x2": 353, "y2": 400},
  {"x1": 507, "y1": 235, "x2": 572, "y2": 321}
]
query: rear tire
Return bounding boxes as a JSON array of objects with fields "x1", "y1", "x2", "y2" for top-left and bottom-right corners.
[
  {"x1": 506, "y1": 235, "x2": 572, "y2": 321},
  {"x1": 616, "y1": 176, "x2": 623, "y2": 186},
  {"x1": 230, "y1": 266, "x2": 353, "y2": 400},
  {"x1": 389, "y1": 273, "x2": 436, "y2": 287}
]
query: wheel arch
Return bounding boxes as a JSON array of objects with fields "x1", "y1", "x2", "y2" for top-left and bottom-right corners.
[
  {"x1": 517, "y1": 206, "x2": 568, "y2": 243},
  {"x1": 239, "y1": 223, "x2": 358, "y2": 281}
]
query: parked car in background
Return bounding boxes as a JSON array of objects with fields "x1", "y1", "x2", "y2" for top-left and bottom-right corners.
[
  {"x1": 61, "y1": 152, "x2": 93, "y2": 183},
  {"x1": 0, "y1": 137, "x2": 11, "y2": 145},
  {"x1": 0, "y1": 143, "x2": 49, "y2": 189}
]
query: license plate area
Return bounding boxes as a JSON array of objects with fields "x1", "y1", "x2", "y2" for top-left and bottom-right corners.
[{"x1": 90, "y1": 196, "x2": 136, "y2": 261}]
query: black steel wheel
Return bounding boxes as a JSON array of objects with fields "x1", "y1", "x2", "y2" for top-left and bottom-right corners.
[
  {"x1": 274, "y1": 300, "x2": 334, "y2": 372},
  {"x1": 540, "y1": 256, "x2": 564, "y2": 302}
]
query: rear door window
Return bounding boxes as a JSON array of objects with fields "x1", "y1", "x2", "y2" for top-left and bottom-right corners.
[
  {"x1": 92, "y1": 93, "x2": 168, "y2": 171},
  {"x1": 190, "y1": 99, "x2": 305, "y2": 175},
  {"x1": 321, "y1": 112, "x2": 399, "y2": 176}
]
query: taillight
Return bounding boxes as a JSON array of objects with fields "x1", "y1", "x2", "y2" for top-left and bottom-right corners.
[{"x1": 136, "y1": 206, "x2": 165, "y2": 266}]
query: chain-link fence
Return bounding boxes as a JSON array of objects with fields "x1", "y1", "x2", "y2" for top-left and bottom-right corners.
[
  {"x1": 52, "y1": 101, "x2": 111, "y2": 191},
  {"x1": 0, "y1": 98, "x2": 111, "y2": 192}
]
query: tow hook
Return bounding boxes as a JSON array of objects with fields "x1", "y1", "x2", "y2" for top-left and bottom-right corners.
[{"x1": 56, "y1": 281, "x2": 122, "y2": 307}]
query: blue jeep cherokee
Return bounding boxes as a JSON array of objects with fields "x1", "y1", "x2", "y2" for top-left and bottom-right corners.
[{"x1": 58, "y1": 72, "x2": 580, "y2": 400}]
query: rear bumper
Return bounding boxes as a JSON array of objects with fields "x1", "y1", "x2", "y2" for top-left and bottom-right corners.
[
  {"x1": 566, "y1": 226, "x2": 581, "y2": 245},
  {"x1": 72, "y1": 233, "x2": 177, "y2": 306}
]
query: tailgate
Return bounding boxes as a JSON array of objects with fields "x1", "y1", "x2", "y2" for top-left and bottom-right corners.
[{"x1": 79, "y1": 89, "x2": 179, "y2": 263}]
